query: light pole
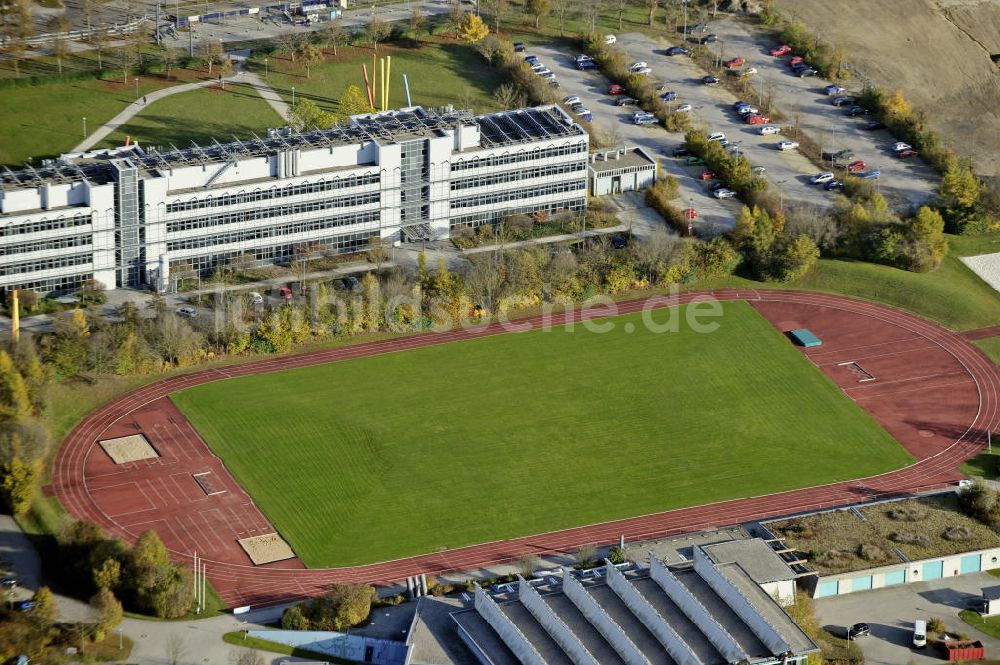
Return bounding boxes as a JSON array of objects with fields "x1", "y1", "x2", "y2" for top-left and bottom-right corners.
[
  {"x1": 82, "y1": 116, "x2": 87, "y2": 139},
  {"x1": 292, "y1": 86, "x2": 296, "y2": 105},
  {"x1": 116, "y1": 627, "x2": 124, "y2": 650},
  {"x1": 134, "y1": 77, "x2": 139, "y2": 100},
  {"x1": 264, "y1": 57, "x2": 268, "y2": 79}
]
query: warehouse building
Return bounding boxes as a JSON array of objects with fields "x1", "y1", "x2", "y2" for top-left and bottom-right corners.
[
  {"x1": 451, "y1": 549, "x2": 819, "y2": 665},
  {"x1": 587, "y1": 147, "x2": 657, "y2": 196},
  {"x1": 0, "y1": 105, "x2": 589, "y2": 296}
]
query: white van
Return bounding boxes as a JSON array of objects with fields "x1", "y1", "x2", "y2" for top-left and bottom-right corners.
[{"x1": 913, "y1": 620, "x2": 927, "y2": 648}]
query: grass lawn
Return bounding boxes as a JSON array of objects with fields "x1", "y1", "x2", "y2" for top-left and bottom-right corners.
[
  {"x1": 961, "y1": 609, "x2": 1000, "y2": 640},
  {"x1": 256, "y1": 40, "x2": 504, "y2": 115},
  {"x1": 222, "y1": 631, "x2": 352, "y2": 663},
  {"x1": 95, "y1": 84, "x2": 283, "y2": 151},
  {"x1": 695, "y1": 232, "x2": 1000, "y2": 332},
  {"x1": 961, "y1": 450, "x2": 1000, "y2": 480},
  {"x1": 172, "y1": 301, "x2": 911, "y2": 568},
  {"x1": 0, "y1": 76, "x2": 183, "y2": 167},
  {"x1": 974, "y1": 337, "x2": 1000, "y2": 366}
]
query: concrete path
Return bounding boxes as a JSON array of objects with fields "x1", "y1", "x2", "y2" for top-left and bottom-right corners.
[{"x1": 241, "y1": 70, "x2": 291, "y2": 121}]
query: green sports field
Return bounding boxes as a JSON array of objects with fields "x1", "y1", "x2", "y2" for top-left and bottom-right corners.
[{"x1": 171, "y1": 301, "x2": 912, "y2": 568}]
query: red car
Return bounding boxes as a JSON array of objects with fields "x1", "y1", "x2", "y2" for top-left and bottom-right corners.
[
  {"x1": 898, "y1": 149, "x2": 919, "y2": 158},
  {"x1": 724, "y1": 56, "x2": 746, "y2": 68},
  {"x1": 699, "y1": 170, "x2": 715, "y2": 181},
  {"x1": 609, "y1": 84, "x2": 625, "y2": 95},
  {"x1": 279, "y1": 286, "x2": 293, "y2": 301},
  {"x1": 770, "y1": 44, "x2": 791, "y2": 57},
  {"x1": 847, "y1": 160, "x2": 866, "y2": 172},
  {"x1": 684, "y1": 207, "x2": 698, "y2": 220},
  {"x1": 747, "y1": 114, "x2": 769, "y2": 125},
  {"x1": 790, "y1": 55, "x2": 804, "y2": 66}
]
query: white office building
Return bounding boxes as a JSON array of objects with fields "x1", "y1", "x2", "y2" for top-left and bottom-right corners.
[{"x1": 0, "y1": 105, "x2": 589, "y2": 296}]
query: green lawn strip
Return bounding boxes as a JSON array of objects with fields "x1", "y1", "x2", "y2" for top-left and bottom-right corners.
[
  {"x1": 691, "y1": 233, "x2": 1000, "y2": 332},
  {"x1": 960, "y1": 450, "x2": 1000, "y2": 480},
  {"x1": 222, "y1": 631, "x2": 353, "y2": 663},
  {"x1": 123, "y1": 581, "x2": 227, "y2": 620},
  {"x1": 0, "y1": 76, "x2": 192, "y2": 167},
  {"x1": 961, "y1": 609, "x2": 1000, "y2": 641},
  {"x1": 172, "y1": 301, "x2": 910, "y2": 568},
  {"x1": 256, "y1": 41, "x2": 505, "y2": 114},
  {"x1": 95, "y1": 84, "x2": 283, "y2": 151},
  {"x1": 973, "y1": 338, "x2": 1000, "y2": 366}
]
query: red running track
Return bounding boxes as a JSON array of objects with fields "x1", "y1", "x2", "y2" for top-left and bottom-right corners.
[{"x1": 52, "y1": 290, "x2": 1000, "y2": 607}]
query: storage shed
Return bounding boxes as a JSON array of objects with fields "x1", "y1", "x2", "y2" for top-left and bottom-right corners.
[{"x1": 588, "y1": 147, "x2": 657, "y2": 196}]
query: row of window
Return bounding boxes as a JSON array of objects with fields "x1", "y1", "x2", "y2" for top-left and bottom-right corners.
[
  {"x1": 0, "y1": 213, "x2": 91, "y2": 238},
  {"x1": 170, "y1": 232, "x2": 372, "y2": 276},
  {"x1": 0, "y1": 272, "x2": 92, "y2": 297},
  {"x1": 0, "y1": 234, "x2": 92, "y2": 258},
  {"x1": 450, "y1": 143, "x2": 588, "y2": 172},
  {"x1": 449, "y1": 199, "x2": 586, "y2": 230},
  {"x1": 451, "y1": 161, "x2": 587, "y2": 192},
  {"x1": 450, "y1": 180, "x2": 587, "y2": 210},
  {"x1": 164, "y1": 173, "x2": 381, "y2": 213},
  {"x1": 166, "y1": 192, "x2": 381, "y2": 233},
  {"x1": 0, "y1": 252, "x2": 91, "y2": 278},
  {"x1": 166, "y1": 211, "x2": 380, "y2": 252}
]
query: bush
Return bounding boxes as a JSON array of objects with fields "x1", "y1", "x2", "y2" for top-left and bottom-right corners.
[
  {"x1": 645, "y1": 178, "x2": 688, "y2": 235},
  {"x1": 608, "y1": 546, "x2": 626, "y2": 565},
  {"x1": 305, "y1": 584, "x2": 375, "y2": 630},
  {"x1": 281, "y1": 605, "x2": 310, "y2": 630},
  {"x1": 888, "y1": 532, "x2": 930, "y2": 545},
  {"x1": 887, "y1": 506, "x2": 926, "y2": 522},
  {"x1": 927, "y1": 617, "x2": 946, "y2": 634},
  {"x1": 942, "y1": 526, "x2": 974, "y2": 542},
  {"x1": 856, "y1": 543, "x2": 887, "y2": 562}
]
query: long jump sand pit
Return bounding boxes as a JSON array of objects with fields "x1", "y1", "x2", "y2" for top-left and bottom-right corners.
[
  {"x1": 238, "y1": 533, "x2": 296, "y2": 565},
  {"x1": 99, "y1": 434, "x2": 159, "y2": 464}
]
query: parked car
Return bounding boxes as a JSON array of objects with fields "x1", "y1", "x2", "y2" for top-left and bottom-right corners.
[
  {"x1": 530, "y1": 62, "x2": 546, "y2": 72},
  {"x1": 525, "y1": 55, "x2": 539, "y2": 64},
  {"x1": 825, "y1": 179, "x2": 846, "y2": 191},
  {"x1": 632, "y1": 66, "x2": 652, "y2": 75},
  {"x1": 847, "y1": 105, "x2": 871, "y2": 116},
  {"x1": 797, "y1": 67, "x2": 818, "y2": 77},
  {"x1": 609, "y1": 84, "x2": 625, "y2": 95},
  {"x1": 633, "y1": 112, "x2": 657, "y2": 125},
  {"x1": 562, "y1": 95, "x2": 581, "y2": 105},
  {"x1": 736, "y1": 105, "x2": 759, "y2": 116},
  {"x1": 892, "y1": 141, "x2": 913, "y2": 153},
  {"x1": 831, "y1": 96, "x2": 856, "y2": 107},
  {"x1": 535, "y1": 68, "x2": 552, "y2": 77},
  {"x1": 811, "y1": 171, "x2": 835, "y2": 184},
  {"x1": 824, "y1": 84, "x2": 846, "y2": 95},
  {"x1": 758, "y1": 125, "x2": 781, "y2": 135},
  {"x1": 733, "y1": 100, "x2": 750, "y2": 110},
  {"x1": 279, "y1": 286, "x2": 294, "y2": 301},
  {"x1": 707, "y1": 132, "x2": 726, "y2": 142},
  {"x1": 742, "y1": 67, "x2": 758, "y2": 76},
  {"x1": 540, "y1": 71, "x2": 557, "y2": 80},
  {"x1": 770, "y1": 44, "x2": 791, "y2": 56},
  {"x1": 777, "y1": 140, "x2": 800, "y2": 151},
  {"x1": 577, "y1": 60, "x2": 597, "y2": 70},
  {"x1": 665, "y1": 46, "x2": 690, "y2": 56},
  {"x1": 847, "y1": 160, "x2": 866, "y2": 173},
  {"x1": 861, "y1": 120, "x2": 887, "y2": 131},
  {"x1": 701, "y1": 75, "x2": 720, "y2": 85},
  {"x1": 15, "y1": 600, "x2": 36, "y2": 612},
  {"x1": 789, "y1": 55, "x2": 804, "y2": 66},
  {"x1": 672, "y1": 146, "x2": 690, "y2": 157},
  {"x1": 675, "y1": 103, "x2": 693, "y2": 113},
  {"x1": 752, "y1": 166, "x2": 766, "y2": 177},
  {"x1": 823, "y1": 149, "x2": 854, "y2": 162},
  {"x1": 847, "y1": 623, "x2": 871, "y2": 639},
  {"x1": 604, "y1": 34, "x2": 617, "y2": 44},
  {"x1": 684, "y1": 207, "x2": 698, "y2": 220},
  {"x1": 859, "y1": 169, "x2": 881, "y2": 179},
  {"x1": 513, "y1": 42, "x2": 525, "y2": 52},
  {"x1": 617, "y1": 96, "x2": 639, "y2": 106},
  {"x1": 549, "y1": 79, "x2": 561, "y2": 88},
  {"x1": 574, "y1": 54, "x2": 592, "y2": 63},
  {"x1": 660, "y1": 91, "x2": 678, "y2": 101},
  {"x1": 248, "y1": 291, "x2": 264, "y2": 305},
  {"x1": 713, "y1": 188, "x2": 737, "y2": 199},
  {"x1": 1, "y1": 577, "x2": 16, "y2": 589},
  {"x1": 698, "y1": 170, "x2": 716, "y2": 181},
  {"x1": 685, "y1": 155, "x2": 704, "y2": 165},
  {"x1": 175, "y1": 306, "x2": 197, "y2": 318},
  {"x1": 700, "y1": 33, "x2": 718, "y2": 44},
  {"x1": 898, "y1": 148, "x2": 920, "y2": 158},
  {"x1": 578, "y1": 111, "x2": 593, "y2": 122},
  {"x1": 747, "y1": 114, "x2": 769, "y2": 125},
  {"x1": 630, "y1": 61, "x2": 648, "y2": 70},
  {"x1": 724, "y1": 56, "x2": 746, "y2": 68}
]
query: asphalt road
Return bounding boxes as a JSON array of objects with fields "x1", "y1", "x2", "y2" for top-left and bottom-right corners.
[
  {"x1": 614, "y1": 32, "x2": 828, "y2": 213},
  {"x1": 529, "y1": 43, "x2": 741, "y2": 235},
  {"x1": 696, "y1": 19, "x2": 940, "y2": 211}
]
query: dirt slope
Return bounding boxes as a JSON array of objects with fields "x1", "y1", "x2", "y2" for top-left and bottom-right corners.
[{"x1": 774, "y1": 0, "x2": 1000, "y2": 178}]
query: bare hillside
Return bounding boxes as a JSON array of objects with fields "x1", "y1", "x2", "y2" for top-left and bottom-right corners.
[{"x1": 774, "y1": 0, "x2": 1000, "y2": 178}]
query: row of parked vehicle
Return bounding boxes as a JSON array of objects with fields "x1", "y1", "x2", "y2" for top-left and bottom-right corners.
[{"x1": 523, "y1": 52, "x2": 562, "y2": 90}]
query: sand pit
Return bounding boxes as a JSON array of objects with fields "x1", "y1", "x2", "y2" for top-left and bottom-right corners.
[
  {"x1": 238, "y1": 533, "x2": 296, "y2": 565},
  {"x1": 99, "y1": 434, "x2": 159, "y2": 464}
]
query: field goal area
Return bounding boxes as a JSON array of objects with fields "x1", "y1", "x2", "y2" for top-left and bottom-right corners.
[{"x1": 838, "y1": 360, "x2": 877, "y2": 383}]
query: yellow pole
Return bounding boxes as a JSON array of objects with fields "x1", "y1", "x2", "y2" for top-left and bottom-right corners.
[
  {"x1": 380, "y1": 58, "x2": 386, "y2": 112},
  {"x1": 385, "y1": 55, "x2": 391, "y2": 110},
  {"x1": 10, "y1": 289, "x2": 19, "y2": 345}
]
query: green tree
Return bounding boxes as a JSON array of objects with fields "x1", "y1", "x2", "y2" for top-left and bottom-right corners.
[
  {"x1": 940, "y1": 158, "x2": 984, "y2": 210},
  {"x1": 256, "y1": 311, "x2": 292, "y2": 353},
  {"x1": 0, "y1": 351, "x2": 31, "y2": 421},
  {"x1": 458, "y1": 12, "x2": 489, "y2": 43},
  {"x1": 409, "y1": 7, "x2": 426, "y2": 37},
  {"x1": 290, "y1": 99, "x2": 337, "y2": 130},
  {"x1": 526, "y1": 0, "x2": 550, "y2": 28},
  {"x1": 366, "y1": 16, "x2": 390, "y2": 51},
  {"x1": 31, "y1": 586, "x2": 57, "y2": 625},
  {"x1": 775, "y1": 234, "x2": 820, "y2": 282},
  {"x1": 93, "y1": 557, "x2": 122, "y2": 590},
  {"x1": 281, "y1": 604, "x2": 310, "y2": 630},
  {"x1": 295, "y1": 40, "x2": 323, "y2": 78},
  {"x1": 908, "y1": 205, "x2": 948, "y2": 272},
  {"x1": 1, "y1": 456, "x2": 38, "y2": 514},
  {"x1": 91, "y1": 588, "x2": 124, "y2": 631},
  {"x1": 307, "y1": 584, "x2": 375, "y2": 630}
]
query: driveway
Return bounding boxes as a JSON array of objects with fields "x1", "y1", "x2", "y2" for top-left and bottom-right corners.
[
  {"x1": 614, "y1": 32, "x2": 828, "y2": 213},
  {"x1": 815, "y1": 572, "x2": 1000, "y2": 665},
  {"x1": 530, "y1": 43, "x2": 740, "y2": 235},
  {"x1": 700, "y1": 18, "x2": 940, "y2": 212}
]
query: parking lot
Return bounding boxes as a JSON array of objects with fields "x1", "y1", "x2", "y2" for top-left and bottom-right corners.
[
  {"x1": 815, "y1": 572, "x2": 1000, "y2": 665},
  {"x1": 613, "y1": 32, "x2": 826, "y2": 212},
  {"x1": 685, "y1": 20, "x2": 940, "y2": 211},
  {"x1": 530, "y1": 43, "x2": 741, "y2": 235}
]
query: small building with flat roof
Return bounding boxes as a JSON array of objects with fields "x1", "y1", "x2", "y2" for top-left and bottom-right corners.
[
  {"x1": 588, "y1": 146, "x2": 657, "y2": 196},
  {"x1": 702, "y1": 539, "x2": 799, "y2": 606}
]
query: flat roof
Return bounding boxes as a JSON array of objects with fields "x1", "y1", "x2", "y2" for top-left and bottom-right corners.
[
  {"x1": 702, "y1": 539, "x2": 798, "y2": 584},
  {"x1": 588, "y1": 148, "x2": 657, "y2": 174}
]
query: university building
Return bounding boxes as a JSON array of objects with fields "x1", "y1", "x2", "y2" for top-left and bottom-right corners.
[{"x1": 0, "y1": 105, "x2": 589, "y2": 296}]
